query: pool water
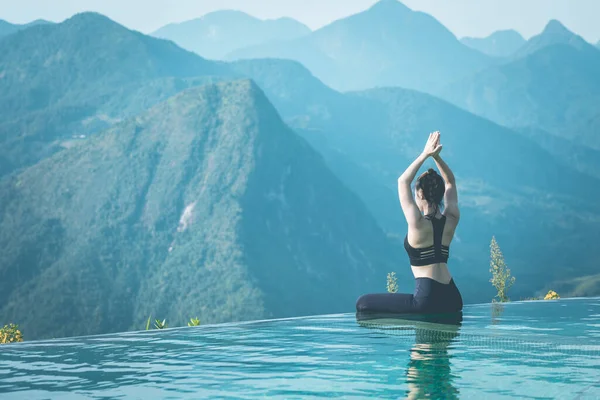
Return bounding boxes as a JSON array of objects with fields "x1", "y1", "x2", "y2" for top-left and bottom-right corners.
[{"x1": 1, "y1": 298, "x2": 599, "y2": 399}]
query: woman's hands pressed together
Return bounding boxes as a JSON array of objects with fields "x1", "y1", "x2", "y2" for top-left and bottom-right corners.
[{"x1": 422, "y1": 131, "x2": 442, "y2": 158}]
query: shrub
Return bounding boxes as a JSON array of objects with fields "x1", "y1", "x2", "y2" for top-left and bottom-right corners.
[
  {"x1": 489, "y1": 236, "x2": 516, "y2": 302},
  {"x1": 1, "y1": 324, "x2": 23, "y2": 344},
  {"x1": 544, "y1": 290, "x2": 560, "y2": 300},
  {"x1": 387, "y1": 272, "x2": 398, "y2": 293}
]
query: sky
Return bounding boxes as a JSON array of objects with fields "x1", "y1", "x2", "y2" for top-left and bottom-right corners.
[{"x1": 1, "y1": 0, "x2": 599, "y2": 42}]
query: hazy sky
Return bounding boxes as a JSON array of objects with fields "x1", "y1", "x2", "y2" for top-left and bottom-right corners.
[{"x1": 1, "y1": 0, "x2": 599, "y2": 42}]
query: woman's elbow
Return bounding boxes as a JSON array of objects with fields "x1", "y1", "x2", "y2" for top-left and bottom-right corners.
[
  {"x1": 398, "y1": 176, "x2": 410, "y2": 185},
  {"x1": 445, "y1": 179, "x2": 457, "y2": 187},
  {"x1": 445, "y1": 206, "x2": 460, "y2": 220}
]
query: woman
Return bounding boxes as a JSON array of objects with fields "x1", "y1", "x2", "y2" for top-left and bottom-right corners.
[{"x1": 356, "y1": 131, "x2": 463, "y2": 315}]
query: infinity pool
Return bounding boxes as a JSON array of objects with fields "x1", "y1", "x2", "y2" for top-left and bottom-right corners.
[{"x1": 1, "y1": 298, "x2": 599, "y2": 399}]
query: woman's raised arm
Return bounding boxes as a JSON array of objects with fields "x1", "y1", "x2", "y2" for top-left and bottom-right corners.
[
  {"x1": 432, "y1": 154, "x2": 459, "y2": 220},
  {"x1": 398, "y1": 132, "x2": 442, "y2": 226}
]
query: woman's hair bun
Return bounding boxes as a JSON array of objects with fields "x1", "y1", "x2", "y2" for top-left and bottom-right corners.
[{"x1": 417, "y1": 168, "x2": 445, "y2": 206}]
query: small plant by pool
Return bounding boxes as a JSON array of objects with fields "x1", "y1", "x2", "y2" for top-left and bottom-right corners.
[
  {"x1": 545, "y1": 290, "x2": 560, "y2": 300},
  {"x1": 386, "y1": 272, "x2": 399, "y2": 293},
  {"x1": 0, "y1": 324, "x2": 23, "y2": 344},
  {"x1": 489, "y1": 236, "x2": 516, "y2": 303}
]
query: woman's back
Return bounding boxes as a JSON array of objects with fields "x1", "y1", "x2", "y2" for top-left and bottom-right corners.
[{"x1": 406, "y1": 211, "x2": 459, "y2": 284}]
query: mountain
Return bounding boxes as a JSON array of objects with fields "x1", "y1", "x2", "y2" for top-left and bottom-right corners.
[
  {"x1": 0, "y1": 18, "x2": 51, "y2": 38},
  {"x1": 513, "y1": 20, "x2": 590, "y2": 59},
  {"x1": 0, "y1": 80, "x2": 404, "y2": 340},
  {"x1": 231, "y1": 58, "x2": 600, "y2": 302},
  {"x1": 517, "y1": 126, "x2": 600, "y2": 180},
  {"x1": 460, "y1": 30, "x2": 526, "y2": 57},
  {"x1": 152, "y1": 10, "x2": 311, "y2": 59},
  {"x1": 0, "y1": 12, "x2": 228, "y2": 117},
  {"x1": 226, "y1": 0, "x2": 492, "y2": 94},
  {"x1": 0, "y1": 12, "x2": 235, "y2": 178},
  {"x1": 549, "y1": 274, "x2": 600, "y2": 298},
  {"x1": 442, "y1": 21, "x2": 600, "y2": 150},
  {"x1": 596, "y1": 40, "x2": 600, "y2": 49}
]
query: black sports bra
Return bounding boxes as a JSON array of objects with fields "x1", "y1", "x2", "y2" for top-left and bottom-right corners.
[{"x1": 404, "y1": 215, "x2": 450, "y2": 266}]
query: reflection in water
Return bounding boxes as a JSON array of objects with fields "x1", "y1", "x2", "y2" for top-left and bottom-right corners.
[
  {"x1": 491, "y1": 302, "x2": 505, "y2": 325},
  {"x1": 406, "y1": 323, "x2": 461, "y2": 399},
  {"x1": 356, "y1": 312, "x2": 462, "y2": 399}
]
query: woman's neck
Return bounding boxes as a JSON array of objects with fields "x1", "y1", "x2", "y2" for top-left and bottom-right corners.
[{"x1": 422, "y1": 203, "x2": 440, "y2": 218}]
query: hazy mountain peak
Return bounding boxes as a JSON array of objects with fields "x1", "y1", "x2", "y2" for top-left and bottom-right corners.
[
  {"x1": 29, "y1": 19, "x2": 51, "y2": 25},
  {"x1": 139, "y1": 79, "x2": 274, "y2": 136},
  {"x1": 153, "y1": 11, "x2": 259, "y2": 40},
  {"x1": 0, "y1": 18, "x2": 53, "y2": 38},
  {"x1": 151, "y1": 10, "x2": 310, "y2": 59},
  {"x1": 0, "y1": 18, "x2": 51, "y2": 27},
  {"x1": 543, "y1": 19, "x2": 571, "y2": 35},
  {"x1": 0, "y1": 19, "x2": 16, "y2": 32},
  {"x1": 200, "y1": 9, "x2": 259, "y2": 23},
  {"x1": 461, "y1": 29, "x2": 526, "y2": 57},
  {"x1": 513, "y1": 18, "x2": 591, "y2": 58},
  {"x1": 367, "y1": 0, "x2": 411, "y2": 14},
  {"x1": 62, "y1": 11, "x2": 126, "y2": 32},
  {"x1": 20, "y1": 18, "x2": 53, "y2": 27},
  {"x1": 315, "y1": 0, "x2": 421, "y2": 36},
  {"x1": 273, "y1": 16, "x2": 304, "y2": 24},
  {"x1": 489, "y1": 29, "x2": 524, "y2": 40},
  {"x1": 66, "y1": 11, "x2": 114, "y2": 23},
  {"x1": 173, "y1": 10, "x2": 309, "y2": 28}
]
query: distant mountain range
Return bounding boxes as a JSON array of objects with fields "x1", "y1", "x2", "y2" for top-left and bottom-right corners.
[
  {"x1": 225, "y1": 0, "x2": 492, "y2": 94},
  {"x1": 2, "y1": 9, "x2": 600, "y2": 340},
  {"x1": 460, "y1": 30, "x2": 525, "y2": 57},
  {"x1": 152, "y1": 10, "x2": 311, "y2": 59},
  {"x1": 443, "y1": 20, "x2": 600, "y2": 152},
  {"x1": 0, "y1": 18, "x2": 52, "y2": 38},
  {"x1": 0, "y1": 12, "x2": 234, "y2": 178}
]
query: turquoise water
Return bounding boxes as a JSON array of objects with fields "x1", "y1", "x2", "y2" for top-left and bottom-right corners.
[{"x1": 1, "y1": 298, "x2": 599, "y2": 399}]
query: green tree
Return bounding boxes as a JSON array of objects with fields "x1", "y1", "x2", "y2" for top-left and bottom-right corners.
[{"x1": 489, "y1": 236, "x2": 516, "y2": 302}]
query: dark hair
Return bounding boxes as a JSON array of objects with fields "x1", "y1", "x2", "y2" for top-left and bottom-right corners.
[{"x1": 415, "y1": 168, "x2": 445, "y2": 211}]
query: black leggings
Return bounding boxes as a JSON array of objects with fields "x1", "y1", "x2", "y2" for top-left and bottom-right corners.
[{"x1": 356, "y1": 278, "x2": 463, "y2": 315}]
